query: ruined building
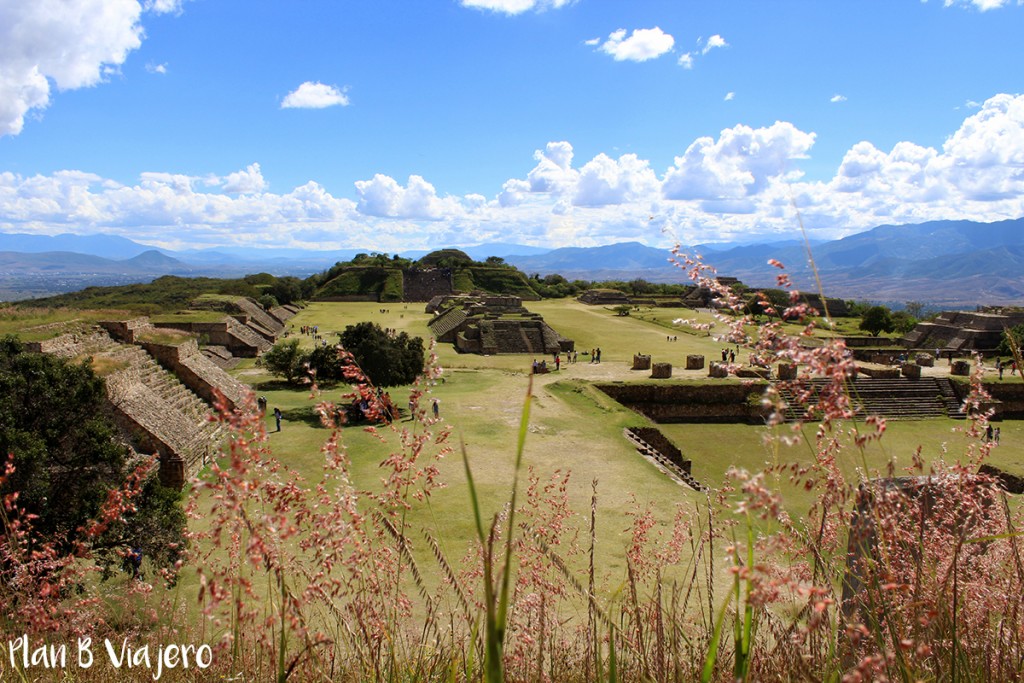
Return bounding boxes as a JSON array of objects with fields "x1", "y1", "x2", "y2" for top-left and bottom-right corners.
[{"x1": 428, "y1": 295, "x2": 573, "y2": 355}]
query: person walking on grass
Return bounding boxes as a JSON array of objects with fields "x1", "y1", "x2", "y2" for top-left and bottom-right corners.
[
  {"x1": 274, "y1": 407, "x2": 282, "y2": 432},
  {"x1": 432, "y1": 398, "x2": 440, "y2": 419}
]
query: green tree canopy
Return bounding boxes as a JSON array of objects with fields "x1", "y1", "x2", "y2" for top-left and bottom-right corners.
[
  {"x1": 258, "y1": 338, "x2": 309, "y2": 384},
  {"x1": 859, "y1": 305, "x2": 896, "y2": 337},
  {"x1": 0, "y1": 336, "x2": 186, "y2": 576},
  {"x1": 997, "y1": 323, "x2": 1024, "y2": 357},
  {"x1": 340, "y1": 322, "x2": 424, "y2": 388}
]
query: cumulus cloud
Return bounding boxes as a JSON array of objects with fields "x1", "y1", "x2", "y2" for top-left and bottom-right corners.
[
  {"x1": 146, "y1": 62, "x2": 168, "y2": 74},
  {"x1": 281, "y1": 81, "x2": 350, "y2": 109},
  {"x1": 0, "y1": 0, "x2": 164, "y2": 136},
  {"x1": 584, "y1": 37, "x2": 600, "y2": 46},
  {"x1": 943, "y1": 0, "x2": 1020, "y2": 10},
  {"x1": 599, "y1": 27, "x2": 675, "y2": 62},
  {"x1": 354, "y1": 174, "x2": 464, "y2": 220},
  {"x1": 219, "y1": 163, "x2": 268, "y2": 195},
  {"x1": 830, "y1": 94, "x2": 847, "y2": 103},
  {"x1": 662, "y1": 121, "x2": 816, "y2": 200},
  {"x1": 6, "y1": 94, "x2": 1024, "y2": 250},
  {"x1": 460, "y1": 0, "x2": 574, "y2": 15},
  {"x1": 573, "y1": 154, "x2": 659, "y2": 207},
  {"x1": 724, "y1": 92, "x2": 735, "y2": 101},
  {"x1": 702, "y1": 34, "x2": 728, "y2": 54},
  {"x1": 678, "y1": 52, "x2": 694, "y2": 69}
]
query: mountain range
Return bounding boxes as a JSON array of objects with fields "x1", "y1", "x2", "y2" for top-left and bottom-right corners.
[{"x1": 1, "y1": 218, "x2": 1022, "y2": 307}]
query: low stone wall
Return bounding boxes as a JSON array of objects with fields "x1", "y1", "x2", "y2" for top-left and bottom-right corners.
[
  {"x1": 686, "y1": 355, "x2": 704, "y2": 370},
  {"x1": 985, "y1": 382, "x2": 1024, "y2": 418},
  {"x1": 597, "y1": 382, "x2": 767, "y2": 424},
  {"x1": 859, "y1": 363, "x2": 901, "y2": 379},
  {"x1": 626, "y1": 427, "x2": 691, "y2": 473}
]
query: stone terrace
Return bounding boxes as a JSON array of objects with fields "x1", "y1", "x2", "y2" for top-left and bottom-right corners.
[{"x1": 31, "y1": 326, "x2": 242, "y2": 487}]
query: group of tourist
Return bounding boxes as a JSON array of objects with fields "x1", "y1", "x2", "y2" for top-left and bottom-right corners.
[
  {"x1": 995, "y1": 357, "x2": 1018, "y2": 380},
  {"x1": 720, "y1": 348, "x2": 736, "y2": 364},
  {"x1": 986, "y1": 424, "x2": 1002, "y2": 444}
]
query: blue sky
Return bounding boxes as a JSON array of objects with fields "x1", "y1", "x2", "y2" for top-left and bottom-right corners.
[{"x1": 1, "y1": 0, "x2": 1023, "y2": 252}]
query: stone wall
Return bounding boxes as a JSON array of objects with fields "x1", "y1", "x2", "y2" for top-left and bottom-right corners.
[
  {"x1": 403, "y1": 268, "x2": 453, "y2": 302},
  {"x1": 578, "y1": 289, "x2": 630, "y2": 305},
  {"x1": 597, "y1": 382, "x2": 767, "y2": 423},
  {"x1": 626, "y1": 426, "x2": 691, "y2": 473},
  {"x1": 233, "y1": 297, "x2": 286, "y2": 335},
  {"x1": 985, "y1": 381, "x2": 1024, "y2": 418}
]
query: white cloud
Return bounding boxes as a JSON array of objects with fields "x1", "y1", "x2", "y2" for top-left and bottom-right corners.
[
  {"x1": 724, "y1": 92, "x2": 735, "y2": 101},
  {"x1": 573, "y1": 153, "x2": 659, "y2": 207},
  {"x1": 702, "y1": 34, "x2": 728, "y2": 55},
  {"x1": 584, "y1": 37, "x2": 600, "y2": 46},
  {"x1": 354, "y1": 174, "x2": 464, "y2": 220},
  {"x1": 662, "y1": 121, "x2": 816, "y2": 200},
  {"x1": 6, "y1": 94, "x2": 1024, "y2": 250},
  {"x1": 965, "y1": 99, "x2": 982, "y2": 108},
  {"x1": 0, "y1": 0, "x2": 157, "y2": 137},
  {"x1": 460, "y1": 0, "x2": 574, "y2": 15},
  {"x1": 943, "y1": 0, "x2": 1020, "y2": 10},
  {"x1": 219, "y1": 163, "x2": 268, "y2": 195},
  {"x1": 599, "y1": 27, "x2": 675, "y2": 62},
  {"x1": 146, "y1": 62, "x2": 168, "y2": 74},
  {"x1": 678, "y1": 52, "x2": 694, "y2": 69},
  {"x1": 281, "y1": 82, "x2": 350, "y2": 109},
  {"x1": 830, "y1": 94, "x2": 847, "y2": 103}
]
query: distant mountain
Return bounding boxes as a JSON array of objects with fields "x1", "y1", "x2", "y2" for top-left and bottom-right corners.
[
  {"x1": 0, "y1": 233, "x2": 161, "y2": 260},
  {"x1": 2, "y1": 218, "x2": 1024, "y2": 306},
  {"x1": 0, "y1": 250, "x2": 192, "y2": 275},
  {"x1": 506, "y1": 242, "x2": 677, "y2": 274}
]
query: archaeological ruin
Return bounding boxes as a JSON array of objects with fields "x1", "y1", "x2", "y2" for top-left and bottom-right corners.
[{"x1": 427, "y1": 294, "x2": 573, "y2": 355}]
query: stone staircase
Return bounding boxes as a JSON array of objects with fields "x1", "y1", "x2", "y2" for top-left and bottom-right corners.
[
  {"x1": 103, "y1": 344, "x2": 223, "y2": 471},
  {"x1": 624, "y1": 427, "x2": 706, "y2": 492},
  {"x1": 775, "y1": 376, "x2": 965, "y2": 421}
]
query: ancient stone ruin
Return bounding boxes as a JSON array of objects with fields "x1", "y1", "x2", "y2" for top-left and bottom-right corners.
[
  {"x1": 577, "y1": 289, "x2": 631, "y2": 306},
  {"x1": 903, "y1": 308, "x2": 1024, "y2": 354},
  {"x1": 153, "y1": 297, "x2": 298, "y2": 364},
  {"x1": 428, "y1": 294, "x2": 573, "y2": 355},
  {"x1": 28, "y1": 319, "x2": 251, "y2": 489}
]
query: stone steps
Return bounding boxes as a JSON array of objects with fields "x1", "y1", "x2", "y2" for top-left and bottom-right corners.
[
  {"x1": 775, "y1": 376, "x2": 964, "y2": 421},
  {"x1": 624, "y1": 428, "x2": 706, "y2": 492}
]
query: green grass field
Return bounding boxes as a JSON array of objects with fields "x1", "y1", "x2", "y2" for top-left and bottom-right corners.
[{"x1": 212, "y1": 300, "x2": 1024, "y2": 586}]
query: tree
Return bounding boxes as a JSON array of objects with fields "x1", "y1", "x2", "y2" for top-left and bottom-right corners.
[
  {"x1": 307, "y1": 344, "x2": 346, "y2": 383},
  {"x1": 891, "y1": 310, "x2": 919, "y2": 335},
  {"x1": 859, "y1": 305, "x2": 896, "y2": 337},
  {"x1": 269, "y1": 276, "x2": 303, "y2": 305},
  {"x1": 258, "y1": 338, "x2": 309, "y2": 384},
  {"x1": 340, "y1": 322, "x2": 424, "y2": 388},
  {"x1": 0, "y1": 336, "x2": 186, "y2": 575},
  {"x1": 997, "y1": 324, "x2": 1024, "y2": 357}
]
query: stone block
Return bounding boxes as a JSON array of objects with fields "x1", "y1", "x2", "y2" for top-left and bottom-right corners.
[
  {"x1": 777, "y1": 362, "x2": 797, "y2": 380},
  {"x1": 952, "y1": 359, "x2": 971, "y2": 376},
  {"x1": 685, "y1": 354, "x2": 704, "y2": 370},
  {"x1": 632, "y1": 354, "x2": 652, "y2": 370},
  {"x1": 650, "y1": 362, "x2": 672, "y2": 379},
  {"x1": 915, "y1": 353, "x2": 935, "y2": 367},
  {"x1": 708, "y1": 362, "x2": 728, "y2": 378},
  {"x1": 901, "y1": 362, "x2": 922, "y2": 379}
]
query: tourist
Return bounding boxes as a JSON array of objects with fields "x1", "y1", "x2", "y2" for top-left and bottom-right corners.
[
  {"x1": 986, "y1": 424, "x2": 994, "y2": 441},
  {"x1": 595, "y1": 347, "x2": 602, "y2": 363},
  {"x1": 729, "y1": 350, "x2": 735, "y2": 364},
  {"x1": 555, "y1": 354, "x2": 561, "y2": 371},
  {"x1": 274, "y1": 407, "x2": 282, "y2": 432},
  {"x1": 257, "y1": 395, "x2": 267, "y2": 414},
  {"x1": 432, "y1": 398, "x2": 440, "y2": 419},
  {"x1": 995, "y1": 427, "x2": 1001, "y2": 444}
]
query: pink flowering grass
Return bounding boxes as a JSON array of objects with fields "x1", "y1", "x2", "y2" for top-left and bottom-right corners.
[{"x1": 3, "y1": 256, "x2": 1024, "y2": 681}]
